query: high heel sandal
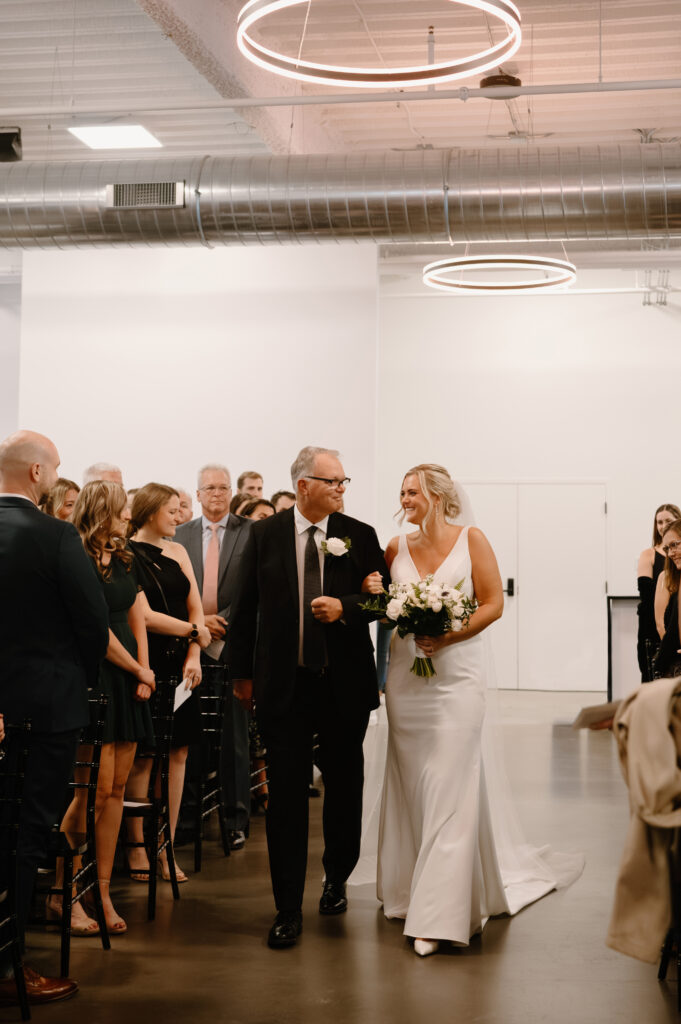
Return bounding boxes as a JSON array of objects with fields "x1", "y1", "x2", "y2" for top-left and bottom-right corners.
[
  {"x1": 157, "y1": 860, "x2": 188, "y2": 883},
  {"x1": 45, "y1": 897, "x2": 100, "y2": 937}
]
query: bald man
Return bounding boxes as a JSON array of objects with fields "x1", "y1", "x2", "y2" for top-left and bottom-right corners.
[{"x1": 0, "y1": 431, "x2": 109, "y2": 1005}]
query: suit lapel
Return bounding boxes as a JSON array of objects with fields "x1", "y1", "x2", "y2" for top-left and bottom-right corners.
[
  {"x1": 323, "y1": 512, "x2": 342, "y2": 594},
  {"x1": 186, "y1": 519, "x2": 204, "y2": 592},
  {"x1": 218, "y1": 515, "x2": 241, "y2": 588}
]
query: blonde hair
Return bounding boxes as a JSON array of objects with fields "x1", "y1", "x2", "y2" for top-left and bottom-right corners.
[
  {"x1": 43, "y1": 478, "x2": 80, "y2": 518},
  {"x1": 130, "y1": 483, "x2": 179, "y2": 535},
  {"x1": 71, "y1": 480, "x2": 132, "y2": 577},
  {"x1": 399, "y1": 463, "x2": 461, "y2": 531}
]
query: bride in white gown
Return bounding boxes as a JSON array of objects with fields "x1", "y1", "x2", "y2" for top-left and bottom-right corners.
[{"x1": 357, "y1": 464, "x2": 583, "y2": 957}]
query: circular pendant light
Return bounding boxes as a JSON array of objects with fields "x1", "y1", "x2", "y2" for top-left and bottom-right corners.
[
  {"x1": 237, "y1": 0, "x2": 522, "y2": 88},
  {"x1": 422, "y1": 254, "x2": 577, "y2": 293}
]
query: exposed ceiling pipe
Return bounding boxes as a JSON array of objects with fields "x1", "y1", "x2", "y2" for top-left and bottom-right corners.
[
  {"x1": 0, "y1": 144, "x2": 679, "y2": 249},
  {"x1": 2, "y1": 78, "x2": 681, "y2": 119}
]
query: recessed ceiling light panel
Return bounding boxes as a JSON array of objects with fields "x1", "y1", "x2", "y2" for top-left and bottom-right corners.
[{"x1": 68, "y1": 125, "x2": 162, "y2": 150}]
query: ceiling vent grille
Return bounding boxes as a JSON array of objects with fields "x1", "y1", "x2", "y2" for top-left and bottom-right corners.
[{"x1": 105, "y1": 181, "x2": 185, "y2": 209}]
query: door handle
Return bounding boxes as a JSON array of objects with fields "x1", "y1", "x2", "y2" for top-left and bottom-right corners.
[{"x1": 503, "y1": 578, "x2": 515, "y2": 596}]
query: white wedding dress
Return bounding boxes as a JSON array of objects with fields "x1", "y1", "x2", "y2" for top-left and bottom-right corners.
[{"x1": 359, "y1": 527, "x2": 582, "y2": 944}]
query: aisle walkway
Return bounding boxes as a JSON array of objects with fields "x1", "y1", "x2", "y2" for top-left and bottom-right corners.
[{"x1": 15, "y1": 692, "x2": 679, "y2": 1024}]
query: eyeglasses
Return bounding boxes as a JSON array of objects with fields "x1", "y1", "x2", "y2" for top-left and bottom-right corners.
[
  {"x1": 199, "y1": 485, "x2": 231, "y2": 494},
  {"x1": 305, "y1": 476, "x2": 351, "y2": 489},
  {"x1": 663, "y1": 540, "x2": 681, "y2": 555}
]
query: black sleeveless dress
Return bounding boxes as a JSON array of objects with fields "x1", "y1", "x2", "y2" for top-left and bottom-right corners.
[
  {"x1": 130, "y1": 541, "x2": 203, "y2": 748},
  {"x1": 94, "y1": 554, "x2": 154, "y2": 745},
  {"x1": 637, "y1": 549, "x2": 666, "y2": 682},
  {"x1": 653, "y1": 590, "x2": 681, "y2": 679}
]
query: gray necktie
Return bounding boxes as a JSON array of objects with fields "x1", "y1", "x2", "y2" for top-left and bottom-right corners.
[{"x1": 303, "y1": 526, "x2": 327, "y2": 671}]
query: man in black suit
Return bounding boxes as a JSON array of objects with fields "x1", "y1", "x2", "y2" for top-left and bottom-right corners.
[
  {"x1": 229, "y1": 446, "x2": 387, "y2": 948},
  {"x1": 0, "y1": 430, "x2": 109, "y2": 1004},
  {"x1": 175, "y1": 463, "x2": 252, "y2": 848}
]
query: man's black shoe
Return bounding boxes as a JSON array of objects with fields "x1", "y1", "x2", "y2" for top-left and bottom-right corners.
[
  {"x1": 319, "y1": 881, "x2": 347, "y2": 915},
  {"x1": 267, "y1": 911, "x2": 303, "y2": 949}
]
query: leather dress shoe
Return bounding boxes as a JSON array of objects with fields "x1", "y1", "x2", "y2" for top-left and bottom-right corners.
[
  {"x1": 0, "y1": 964, "x2": 78, "y2": 1005},
  {"x1": 267, "y1": 911, "x2": 302, "y2": 949},
  {"x1": 319, "y1": 880, "x2": 347, "y2": 915},
  {"x1": 228, "y1": 829, "x2": 246, "y2": 851}
]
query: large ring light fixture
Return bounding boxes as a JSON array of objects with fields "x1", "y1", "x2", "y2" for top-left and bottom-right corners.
[
  {"x1": 237, "y1": 0, "x2": 522, "y2": 88},
  {"x1": 422, "y1": 255, "x2": 577, "y2": 294}
]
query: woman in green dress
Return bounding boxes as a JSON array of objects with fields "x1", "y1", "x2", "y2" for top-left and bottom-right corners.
[{"x1": 58, "y1": 480, "x2": 155, "y2": 934}]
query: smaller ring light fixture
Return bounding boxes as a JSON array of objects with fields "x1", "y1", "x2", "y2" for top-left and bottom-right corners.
[
  {"x1": 422, "y1": 254, "x2": 577, "y2": 294},
  {"x1": 237, "y1": 0, "x2": 522, "y2": 88}
]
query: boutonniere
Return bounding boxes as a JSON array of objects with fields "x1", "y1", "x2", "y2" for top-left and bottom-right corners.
[{"x1": 322, "y1": 536, "x2": 352, "y2": 557}]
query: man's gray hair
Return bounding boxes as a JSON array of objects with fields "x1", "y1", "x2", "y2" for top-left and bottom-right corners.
[
  {"x1": 197, "y1": 463, "x2": 231, "y2": 489},
  {"x1": 290, "y1": 447, "x2": 340, "y2": 487},
  {"x1": 83, "y1": 462, "x2": 122, "y2": 485}
]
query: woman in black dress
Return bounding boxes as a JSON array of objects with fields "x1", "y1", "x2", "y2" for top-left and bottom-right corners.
[
  {"x1": 53, "y1": 481, "x2": 155, "y2": 935},
  {"x1": 653, "y1": 517, "x2": 681, "y2": 678},
  {"x1": 126, "y1": 483, "x2": 210, "y2": 882},
  {"x1": 637, "y1": 503, "x2": 681, "y2": 680}
]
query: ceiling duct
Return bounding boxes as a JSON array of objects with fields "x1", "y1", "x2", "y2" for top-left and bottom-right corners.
[{"x1": 0, "y1": 144, "x2": 678, "y2": 249}]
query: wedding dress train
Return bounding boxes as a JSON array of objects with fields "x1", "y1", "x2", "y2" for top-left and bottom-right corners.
[{"x1": 352, "y1": 528, "x2": 583, "y2": 945}]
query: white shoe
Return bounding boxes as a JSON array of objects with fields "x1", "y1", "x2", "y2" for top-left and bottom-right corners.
[{"x1": 414, "y1": 938, "x2": 439, "y2": 957}]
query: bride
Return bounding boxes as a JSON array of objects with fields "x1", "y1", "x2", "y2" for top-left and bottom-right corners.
[{"x1": 360, "y1": 463, "x2": 582, "y2": 957}]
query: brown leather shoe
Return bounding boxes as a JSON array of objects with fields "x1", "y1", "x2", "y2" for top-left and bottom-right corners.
[{"x1": 0, "y1": 965, "x2": 78, "y2": 1005}]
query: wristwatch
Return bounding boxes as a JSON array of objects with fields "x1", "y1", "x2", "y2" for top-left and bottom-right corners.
[{"x1": 188, "y1": 624, "x2": 200, "y2": 641}]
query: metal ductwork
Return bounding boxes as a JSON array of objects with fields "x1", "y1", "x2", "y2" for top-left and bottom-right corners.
[{"x1": 0, "y1": 144, "x2": 679, "y2": 249}]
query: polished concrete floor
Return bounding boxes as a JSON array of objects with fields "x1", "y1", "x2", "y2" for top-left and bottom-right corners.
[{"x1": 12, "y1": 691, "x2": 681, "y2": 1024}]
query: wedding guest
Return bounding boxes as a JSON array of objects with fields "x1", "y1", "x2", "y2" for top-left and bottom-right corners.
[
  {"x1": 176, "y1": 490, "x2": 193, "y2": 525},
  {"x1": 126, "y1": 483, "x2": 210, "y2": 883},
  {"x1": 229, "y1": 493, "x2": 250, "y2": 516},
  {"x1": 125, "y1": 488, "x2": 138, "y2": 521},
  {"x1": 66, "y1": 481, "x2": 155, "y2": 933},
  {"x1": 637, "y1": 504, "x2": 680, "y2": 681},
  {"x1": 237, "y1": 472, "x2": 263, "y2": 499},
  {"x1": 271, "y1": 490, "x2": 295, "y2": 513},
  {"x1": 653, "y1": 518, "x2": 681, "y2": 678},
  {"x1": 229, "y1": 446, "x2": 387, "y2": 949},
  {"x1": 240, "y1": 498, "x2": 275, "y2": 521},
  {"x1": 175, "y1": 464, "x2": 253, "y2": 851},
  {"x1": 83, "y1": 462, "x2": 123, "y2": 486},
  {"x1": 0, "y1": 430, "x2": 108, "y2": 1004},
  {"x1": 43, "y1": 477, "x2": 80, "y2": 521}
]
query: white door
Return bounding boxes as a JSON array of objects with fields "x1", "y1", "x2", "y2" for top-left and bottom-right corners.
[
  {"x1": 517, "y1": 483, "x2": 607, "y2": 691},
  {"x1": 461, "y1": 481, "x2": 607, "y2": 691}
]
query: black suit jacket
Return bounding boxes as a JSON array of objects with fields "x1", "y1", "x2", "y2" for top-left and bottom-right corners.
[
  {"x1": 0, "y1": 496, "x2": 109, "y2": 732},
  {"x1": 175, "y1": 513, "x2": 252, "y2": 665},
  {"x1": 228, "y1": 508, "x2": 388, "y2": 723}
]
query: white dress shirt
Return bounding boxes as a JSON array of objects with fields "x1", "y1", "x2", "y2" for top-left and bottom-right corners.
[
  {"x1": 293, "y1": 504, "x2": 328, "y2": 665},
  {"x1": 201, "y1": 512, "x2": 229, "y2": 560}
]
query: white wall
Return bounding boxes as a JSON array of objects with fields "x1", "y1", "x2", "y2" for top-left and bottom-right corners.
[
  {"x1": 16, "y1": 246, "x2": 681, "y2": 601},
  {"x1": 0, "y1": 280, "x2": 21, "y2": 440},
  {"x1": 19, "y1": 246, "x2": 379, "y2": 523},
  {"x1": 377, "y1": 292, "x2": 681, "y2": 595}
]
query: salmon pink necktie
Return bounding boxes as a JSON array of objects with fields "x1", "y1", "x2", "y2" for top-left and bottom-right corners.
[{"x1": 202, "y1": 523, "x2": 220, "y2": 614}]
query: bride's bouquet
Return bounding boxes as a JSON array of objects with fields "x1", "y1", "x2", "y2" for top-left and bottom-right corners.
[{"x1": 361, "y1": 575, "x2": 477, "y2": 678}]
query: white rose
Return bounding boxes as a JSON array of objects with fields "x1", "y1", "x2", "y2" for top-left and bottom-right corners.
[
  {"x1": 386, "y1": 598, "x2": 405, "y2": 621},
  {"x1": 427, "y1": 596, "x2": 443, "y2": 612},
  {"x1": 325, "y1": 537, "x2": 348, "y2": 556},
  {"x1": 451, "y1": 619, "x2": 463, "y2": 631}
]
